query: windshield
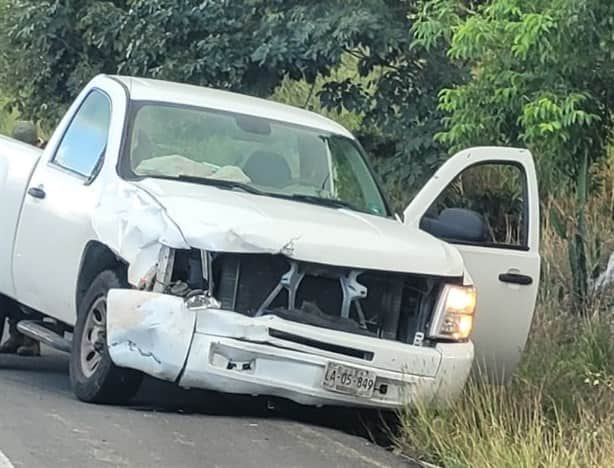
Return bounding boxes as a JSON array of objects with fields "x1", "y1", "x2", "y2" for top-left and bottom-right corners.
[{"x1": 123, "y1": 103, "x2": 389, "y2": 217}]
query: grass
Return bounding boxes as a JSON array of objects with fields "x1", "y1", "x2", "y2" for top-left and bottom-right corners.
[
  {"x1": 396, "y1": 159, "x2": 614, "y2": 467},
  {"x1": 397, "y1": 305, "x2": 614, "y2": 468}
]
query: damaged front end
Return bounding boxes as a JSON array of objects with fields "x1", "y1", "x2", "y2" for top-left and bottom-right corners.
[{"x1": 107, "y1": 247, "x2": 474, "y2": 408}]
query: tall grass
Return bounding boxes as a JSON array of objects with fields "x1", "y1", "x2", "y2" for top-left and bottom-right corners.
[
  {"x1": 397, "y1": 306, "x2": 614, "y2": 467},
  {"x1": 396, "y1": 159, "x2": 614, "y2": 467}
]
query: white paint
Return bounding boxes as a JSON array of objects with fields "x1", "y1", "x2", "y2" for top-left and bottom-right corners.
[
  {"x1": 106, "y1": 290, "x2": 195, "y2": 381},
  {"x1": 134, "y1": 177, "x2": 466, "y2": 276},
  {"x1": 113, "y1": 75, "x2": 354, "y2": 138},
  {"x1": 0, "y1": 73, "x2": 539, "y2": 401},
  {"x1": 0, "y1": 136, "x2": 42, "y2": 299},
  {"x1": 0, "y1": 448, "x2": 15, "y2": 468},
  {"x1": 404, "y1": 147, "x2": 541, "y2": 380},
  {"x1": 181, "y1": 331, "x2": 472, "y2": 408},
  {"x1": 92, "y1": 181, "x2": 190, "y2": 286},
  {"x1": 193, "y1": 307, "x2": 442, "y2": 376},
  {"x1": 106, "y1": 288, "x2": 473, "y2": 409},
  {"x1": 8, "y1": 76, "x2": 131, "y2": 325}
]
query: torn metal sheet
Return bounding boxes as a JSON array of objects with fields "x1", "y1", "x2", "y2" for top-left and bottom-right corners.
[
  {"x1": 91, "y1": 176, "x2": 464, "y2": 290},
  {"x1": 105, "y1": 288, "x2": 473, "y2": 409},
  {"x1": 92, "y1": 181, "x2": 190, "y2": 286},
  {"x1": 106, "y1": 289, "x2": 195, "y2": 381},
  {"x1": 180, "y1": 336, "x2": 472, "y2": 408},
  {"x1": 192, "y1": 308, "x2": 443, "y2": 377},
  {"x1": 134, "y1": 178, "x2": 466, "y2": 277}
]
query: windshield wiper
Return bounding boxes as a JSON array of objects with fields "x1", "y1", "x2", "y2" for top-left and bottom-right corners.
[
  {"x1": 146, "y1": 174, "x2": 370, "y2": 214},
  {"x1": 270, "y1": 193, "x2": 369, "y2": 213},
  {"x1": 148, "y1": 174, "x2": 266, "y2": 195}
]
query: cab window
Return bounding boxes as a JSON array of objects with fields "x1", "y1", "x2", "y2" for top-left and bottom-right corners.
[
  {"x1": 421, "y1": 163, "x2": 528, "y2": 249},
  {"x1": 53, "y1": 90, "x2": 111, "y2": 177}
]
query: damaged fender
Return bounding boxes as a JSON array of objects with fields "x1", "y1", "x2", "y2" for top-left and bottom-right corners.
[
  {"x1": 106, "y1": 290, "x2": 195, "y2": 381},
  {"x1": 92, "y1": 182, "x2": 190, "y2": 287}
]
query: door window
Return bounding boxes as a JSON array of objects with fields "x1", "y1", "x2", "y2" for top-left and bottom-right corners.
[
  {"x1": 421, "y1": 163, "x2": 528, "y2": 249},
  {"x1": 53, "y1": 90, "x2": 111, "y2": 177}
]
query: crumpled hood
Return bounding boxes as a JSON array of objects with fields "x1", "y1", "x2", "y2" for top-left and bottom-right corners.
[{"x1": 134, "y1": 179, "x2": 464, "y2": 277}]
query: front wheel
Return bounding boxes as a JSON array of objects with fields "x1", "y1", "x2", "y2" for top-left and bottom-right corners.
[{"x1": 69, "y1": 270, "x2": 143, "y2": 404}]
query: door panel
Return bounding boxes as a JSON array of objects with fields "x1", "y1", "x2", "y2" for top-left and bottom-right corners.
[
  {"x1": 450, "y1": 245, "x2": 539, "y2": 379},
  {"x1": 12, "y1": 80, "x2": 127, "y2": 325},
  {"x1": 404, "y1": 147, "x2": 540, "y2": 381},
  {"x1": 12, "y1": 167, "x2": 99, "y2": 323}
]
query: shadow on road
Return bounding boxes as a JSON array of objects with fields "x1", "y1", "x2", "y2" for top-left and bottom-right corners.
[
  {"x1": 134, "y1": 377, "x2": 400, "y2": 448},
  {"x1": 0, "y1": 353, "x2": 68, "y2": 374},
  {"x1": 0, "y1": 350, "x2": 400, "y2": 449}
]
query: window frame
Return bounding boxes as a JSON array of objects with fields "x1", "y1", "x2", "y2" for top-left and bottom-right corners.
[
  {"x1": 420, "y1": 160, "x2": 531, "y2": 252},
  {"x1": 49, "y1": 88, "x2": 112, "y2": 182}
]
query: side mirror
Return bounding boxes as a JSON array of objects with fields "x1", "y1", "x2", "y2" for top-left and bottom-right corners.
[{"x1": 420, "y1": 208, "x2": 488, "y2": 243}]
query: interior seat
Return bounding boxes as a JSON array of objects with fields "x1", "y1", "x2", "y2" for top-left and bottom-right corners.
[{"x1": 242, "y1": 150, "x2": 291, "y2": 188}]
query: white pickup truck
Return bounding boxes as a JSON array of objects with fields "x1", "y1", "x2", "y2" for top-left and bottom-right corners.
[{"x1": 0, "y1": 75, "x2": 540, "y2": 408}]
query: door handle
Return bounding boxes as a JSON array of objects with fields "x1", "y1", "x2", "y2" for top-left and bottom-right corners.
[
  {"x1": 27, "y1": 186, "x2": 46, "y2": 199},
  {"x1": 499, "y1": 273, "x2": 533, "y2": 285}
]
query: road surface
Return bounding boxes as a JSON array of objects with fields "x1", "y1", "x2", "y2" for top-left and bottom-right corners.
[{"x1": 0, "y1": 348, "x2": 413, "y2": 468}]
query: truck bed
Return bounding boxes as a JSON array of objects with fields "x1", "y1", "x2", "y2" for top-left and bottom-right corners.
[{"x1": 0, "y1": 135, "x2": 43, "y2": 299}]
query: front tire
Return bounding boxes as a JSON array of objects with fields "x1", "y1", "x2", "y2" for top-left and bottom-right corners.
[{"x1": 70, "y1": 270, "x2": 143, "y2": 404}]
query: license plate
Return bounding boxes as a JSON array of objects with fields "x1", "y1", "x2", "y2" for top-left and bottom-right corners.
[{"x1": 322, "y1": 362, "x2": 376, "y2": 398}]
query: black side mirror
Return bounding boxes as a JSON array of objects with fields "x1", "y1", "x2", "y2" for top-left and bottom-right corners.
[{"x1": 420, "y1": 208, "x2": 488, "y2": 243}]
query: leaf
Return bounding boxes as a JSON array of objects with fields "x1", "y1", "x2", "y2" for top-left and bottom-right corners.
[{"x1": 549, "y1": 206, "x2": 568, "y2": 240}]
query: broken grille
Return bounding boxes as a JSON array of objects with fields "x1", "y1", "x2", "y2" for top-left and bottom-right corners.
[{"x1": 210, "y1": 253, "x2": 443, "y2": 344}]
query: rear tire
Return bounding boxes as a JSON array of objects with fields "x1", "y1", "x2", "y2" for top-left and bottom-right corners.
[
  {"x1": 0, "y1": 295, "x2": 18, "y2": 346},
  {"x1": 69, "y1": 270, "x2": 143, "y2": 404},
  {"x1": 0, "y1": 297, "x2": 7, "y2": 345}
]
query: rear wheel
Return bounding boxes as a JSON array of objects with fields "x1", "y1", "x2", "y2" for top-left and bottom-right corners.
[
  {"x1": 0, "y1": 296, "x2": 7, "y2": 345},
  {"x1": 69, "y1": 270, "x2": 143, "y2": 404},
  {"x1": 0, "y1": 295, "x2": 19, "y2": 346}
]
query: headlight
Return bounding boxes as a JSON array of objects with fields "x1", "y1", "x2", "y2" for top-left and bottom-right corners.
[{"x1": 429, "y1": 285, "x2": 477, "y2": 341}]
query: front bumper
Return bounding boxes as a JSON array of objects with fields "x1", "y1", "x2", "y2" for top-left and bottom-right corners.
[{"x1": 107, "y1": 290, "x2": 474, "y2": 409}]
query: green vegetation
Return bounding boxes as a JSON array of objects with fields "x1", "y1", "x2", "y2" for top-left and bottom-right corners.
[
  {"x1": 0, "y1": 0, "x2": 14, "y2": 134},
  {"x1": 0, "y1": 1, "x2": 612, "y2": 466},
  {"x1": 0, "y1": 0, "x2": 461, "y2": 195},
  {"x1": 0, "y1": 92, "x2": 17, "y2": 135},
  {"x1": 398, "y1": 176, "x2": 614, "y2": 467},
  {"x1": 414, "y1": 0, "x2": 614, "y2": 307},
  {"x1": 397, "y1": 2, "x2": 614, "y2": 465}
]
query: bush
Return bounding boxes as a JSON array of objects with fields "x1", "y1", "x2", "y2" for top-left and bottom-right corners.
[
  {"x1": 397, "y1": 306, "x2": 614, "y2": 467},
  {"x1": 0, "y1": 91, "x2": 18, "y2": 135},
  {"x1": 396, "y1": 167, "x2": 614, "y2": 467}
]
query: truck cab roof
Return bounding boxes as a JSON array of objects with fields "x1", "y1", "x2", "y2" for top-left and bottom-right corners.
[{"x1": 111, "y1": 75, "x2": 353, "y2": 139}]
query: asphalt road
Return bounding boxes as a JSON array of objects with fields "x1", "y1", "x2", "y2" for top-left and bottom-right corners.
[{"x1": 0, "y1": 347, "x2": 413, "y2": 468}]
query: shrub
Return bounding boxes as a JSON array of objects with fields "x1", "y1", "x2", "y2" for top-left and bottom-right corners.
[{"x1": 396, "y1": 171, "x2": 614, "y2": 467}]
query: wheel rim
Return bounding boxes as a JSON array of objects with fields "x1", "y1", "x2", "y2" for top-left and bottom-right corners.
[{"x1": 80, "y1": 296, "x2": 107, "y2": 378}]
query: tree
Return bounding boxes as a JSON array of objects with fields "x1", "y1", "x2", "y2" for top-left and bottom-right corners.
[
  {"x1": 0, "y1": 1, "x2": 129, "y2": 126},
  {"x1": 413, "y1": 0, "x2": 614, "y2": 306},
  {"x1": 0, "y1": 0, "x2": 462, "y2": 205},
  {"x1": 415, "y1": 0, "x2": 614, "y2": 186}
]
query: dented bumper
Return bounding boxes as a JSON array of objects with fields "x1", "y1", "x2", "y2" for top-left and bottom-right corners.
[{"x1": 107, "y1": 290, "x2": 474, "y2": 409}]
